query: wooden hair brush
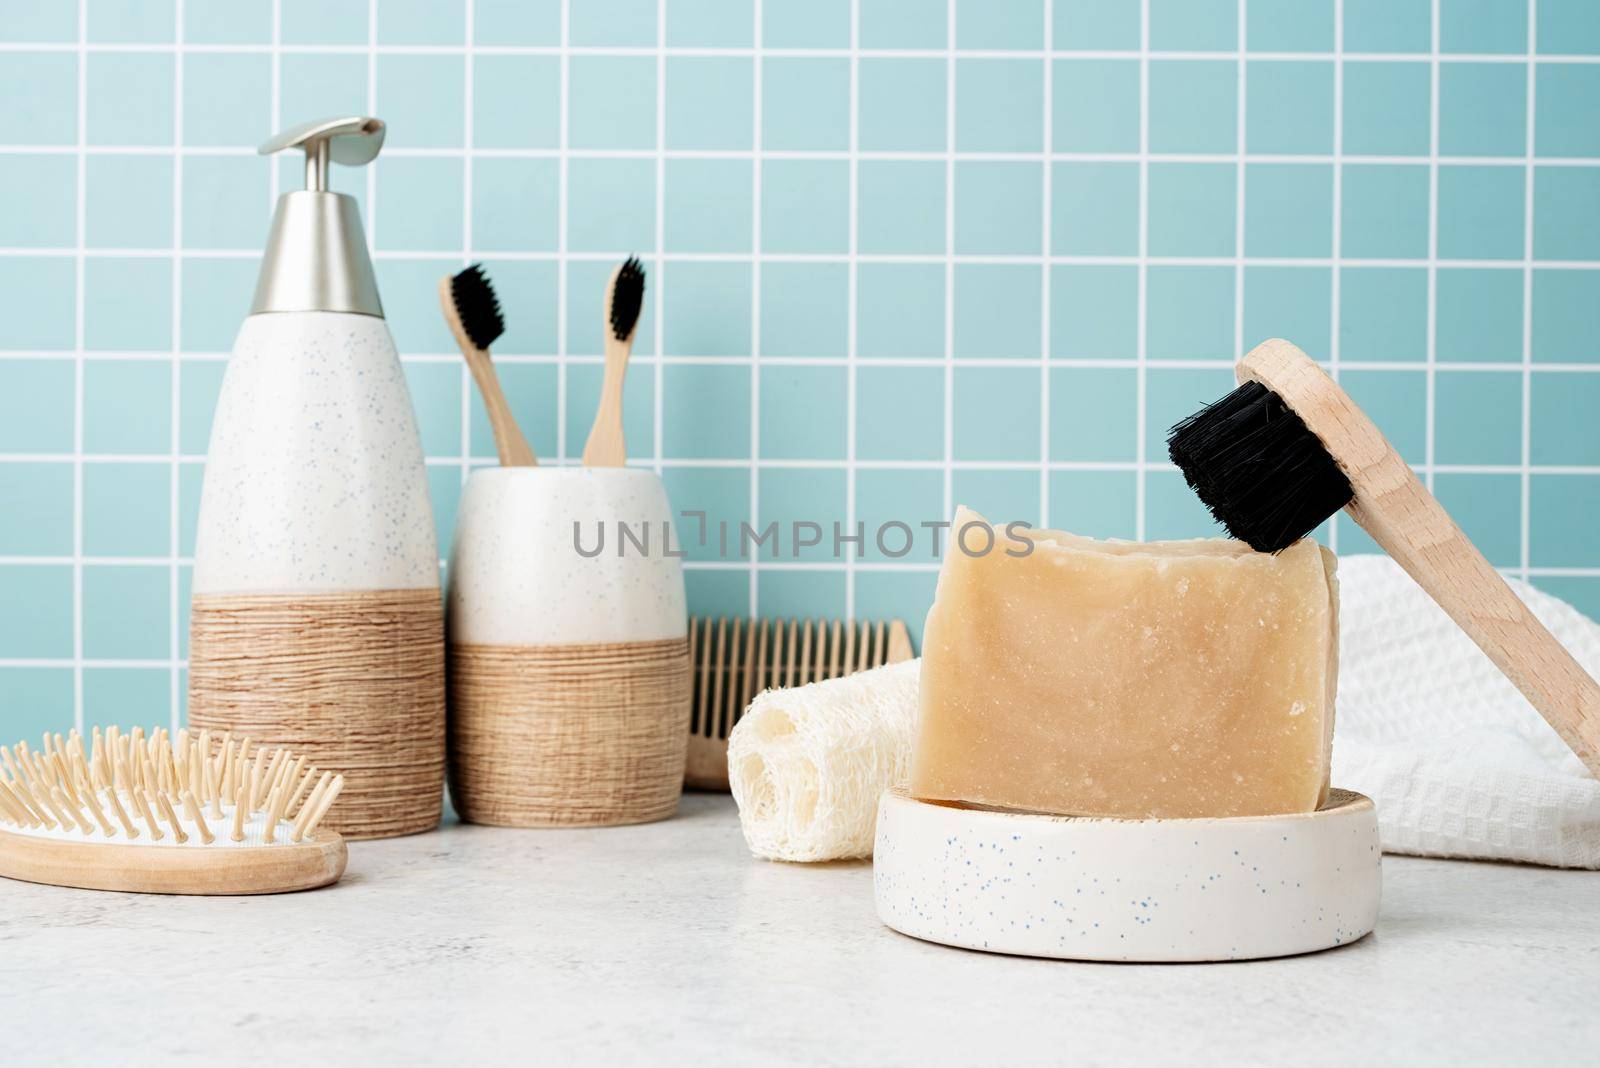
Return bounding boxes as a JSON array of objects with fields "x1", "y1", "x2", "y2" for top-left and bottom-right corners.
[
  {"x1": 1168, "y1": 337, "x2": 1600, "y2": 778},
  {"x1": 0, "y1": 726, "x2": 346, "y2": 895},
  {"x1": 685, "y1": 615, "x2": 915, "y2": 790}
]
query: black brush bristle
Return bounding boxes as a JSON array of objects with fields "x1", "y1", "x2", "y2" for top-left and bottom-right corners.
[
  {"x1": 1166, "y1": 381, "x2": 1354, "y2": 553},
  {"x1": 450, "y1": 264, "x2": 504, "y2": 350},
  {"x1": 609, "y1": 256, "x2": 645, "y2": 341}
]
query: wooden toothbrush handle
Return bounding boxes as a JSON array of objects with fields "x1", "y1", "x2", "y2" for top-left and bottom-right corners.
[
  {"x1": 1242, "y1": 339, "x2": 1600, "y2": 777},
  {"x1": 463, "y1": 347, "x2": 536, "y2": 467},
  {"x1": 437, "y1": 277, "x2": 536, "y2": 467},
  {"x1": 582, "y1": 332, "x2": 630, "y2": 468}
]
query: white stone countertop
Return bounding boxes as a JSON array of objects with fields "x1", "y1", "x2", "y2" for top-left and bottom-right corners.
[{"x1": 2, "y1": 792, "x2": 1596, "y2": 1065}]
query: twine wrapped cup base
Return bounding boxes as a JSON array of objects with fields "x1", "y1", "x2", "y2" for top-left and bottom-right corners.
[
  {"x1": 188, "y1": 589, "x2": 446, "y2": 842},
  {"x1": 448, "y1": 638, "x2": 691, "y2": 828}
]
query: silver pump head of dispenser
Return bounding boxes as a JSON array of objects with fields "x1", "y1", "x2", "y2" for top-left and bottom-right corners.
[{"x1": 250, "y1": 116, "x2": 386, "y2": 317}]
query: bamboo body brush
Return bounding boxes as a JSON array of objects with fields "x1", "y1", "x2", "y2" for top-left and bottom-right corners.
[
  {"x1": 442, "y1": 264, "x2": 536, "y2": 466},
  {"x1": 0, "y1": 726, "x2": 346, "y2": 895},
  {"x1": 1169, "y1": 337, "x2": 1600, "y2": 778}
]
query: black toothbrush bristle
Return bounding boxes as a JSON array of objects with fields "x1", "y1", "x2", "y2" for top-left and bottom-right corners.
[
  {"x1": 609, "y1": 256, "x2": 645, "y2": 341},
  {"x1": 1166, "y1": 381, "x2": 1354, "y2": 553},
  {"x1": 450, "y1": 264, "x2": 505, "y2": 350}
]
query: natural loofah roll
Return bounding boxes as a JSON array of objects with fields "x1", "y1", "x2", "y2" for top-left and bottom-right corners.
[{"x1": 728, "y1": 658, "x2": 920, "y2": 861}]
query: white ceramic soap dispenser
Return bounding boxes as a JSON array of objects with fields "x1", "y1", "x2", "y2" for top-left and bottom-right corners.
[{"x1": 188, "y1": 117, "x2": 443, "y2": 841}]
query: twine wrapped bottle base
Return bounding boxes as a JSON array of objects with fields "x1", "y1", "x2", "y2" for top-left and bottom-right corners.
[
  {"x1": 448, "y1": 638, "x2": 690, "y2": 828},
  {"x1": 188, "y1": 589, "x2": 446, "y2": 841}
]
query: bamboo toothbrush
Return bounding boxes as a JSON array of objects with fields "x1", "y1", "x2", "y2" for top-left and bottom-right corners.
[
  {"x1": 441, "y1": 264, "x2": 537, "y2": 466},
  {"x1": 582, "y1": 256, "x2": 645, "y2": 467},
  {"x1": 684, "y1": 615, "x2": 915, "y2": 790},
  {"x1": 1168, "y1": 337, "x2": 1600, "y2": 778},
  {"x1": 0, "y1": 727, "x2": 346, "y2": 895}
]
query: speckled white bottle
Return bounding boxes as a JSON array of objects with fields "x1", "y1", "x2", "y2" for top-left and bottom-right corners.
[
  {"x1": 187, "y1": 117, "x2": 444, "y2": 841},
  {"x1": 192, "y1": 313, "x2": 438, "y2": 595}
]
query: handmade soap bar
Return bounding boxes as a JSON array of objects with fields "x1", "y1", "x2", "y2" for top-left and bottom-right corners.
[{"x1": 910, "y1": 508, "x2": 1339, "y2": 819}]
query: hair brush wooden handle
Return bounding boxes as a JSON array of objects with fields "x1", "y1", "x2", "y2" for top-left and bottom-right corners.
[{"x1": 1240, "y1": 338, "x2": 1600, "y2": 778}]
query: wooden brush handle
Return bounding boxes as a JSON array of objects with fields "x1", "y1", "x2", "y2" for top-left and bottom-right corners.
[
  {"x1": 437, "y1": 278, "x2": 536, "y2": 467},
  {"x1": 1241, "y1": 338, "x2": 1600, "y2": 777},
  {"x1": 583, "y1": 265, "x2": 633, "y2": 468}
]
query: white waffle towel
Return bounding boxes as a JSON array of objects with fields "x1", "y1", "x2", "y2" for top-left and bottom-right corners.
[
  {"x1": 730, "y1": 554, "x2": 1600, "y2": 867},
  {"x1": 1332, "y1": 555, "x2": 1600, "y2": 868}
]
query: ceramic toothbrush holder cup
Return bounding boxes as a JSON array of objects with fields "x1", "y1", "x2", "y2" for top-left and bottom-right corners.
[{"x1": 446, "y1": 467, "x2": 691, "y2": 827}]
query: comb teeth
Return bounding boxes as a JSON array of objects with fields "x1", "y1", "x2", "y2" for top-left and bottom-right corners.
[
  {"x1": 0, "y1": 728, "x2": 343, "y2": 847},
  {"x1": 450, "y1": 263, "x2": 506, "y2": 351},
  {"x1": 687, "y1": 617, "x2": 914, "y2": 742},
  {"x1": 1167, "y1": 379, "x2": 1354, "y2": 553},
  {"x1": 608, "y1": 256, "x2": 645, "y2": 341}
]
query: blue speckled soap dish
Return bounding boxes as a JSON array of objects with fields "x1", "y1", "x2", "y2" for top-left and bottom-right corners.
[{"x1": 873, "y1": 788, "x2": 1381, "y2": 963}]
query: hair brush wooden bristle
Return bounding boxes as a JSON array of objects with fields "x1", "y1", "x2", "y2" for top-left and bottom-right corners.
[
  {"x1": 1168, "y1": 337, "x2": 1600, "y2": 779},
  {"x1": 0, "y1": 726, "x2": 347, "y2": 895}
]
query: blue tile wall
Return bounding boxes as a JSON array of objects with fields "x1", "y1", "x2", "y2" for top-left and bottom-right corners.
[{"x1": 1, "y1": 0, "x2": 1598, "y2": 734}]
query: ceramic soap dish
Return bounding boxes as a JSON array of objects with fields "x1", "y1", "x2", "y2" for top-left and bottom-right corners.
[{"x1": 873, "y1": 788, "x2": 1380, "y2": 962}]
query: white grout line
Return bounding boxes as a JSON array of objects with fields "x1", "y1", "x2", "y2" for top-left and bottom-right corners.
[
  {"x1": 459, "y1": 0, "x2": 475, "y2": 483},
  {"x1": 941, "y1": 0, "x2": 955, "y2": 526},
  {"x1": 748, "y1": 1, "x2": 763, "y2": 617},
  {"x1": 845, "y1": 0, "x2": 860, "y2": 617},
  {"x1": 1328, "y1": 0, "x2": 1343, "y2": 554},
  {"x1": 556, "y1": 0, "x2": 571, "y2": 464},
  {"x1": 168, "y1": 0, "x2": 185, "y2": 732},
  {"x1": 9, "y1": 245, "x2": 1600, "y2": 270},
  {"x1": 1232, "y1": 0, "x2": 1246, "y2": 384},
  {"x1": 4, "y1": 41, "x2": 1599, "y2": 62},
  {"x1": 269, "y1": 0, "x2": 281, "y2": 206},
  {"x1": 14, "y1": 142, "x2": 1600, "y2": 167},
  {"x1": 1134, "y1": 0, "x2": 1149, "y2": 540},
  {"x1": 3, "y1": 457, "x2": 1596, "y2": 474},
  {"x1": 2, "y1": 659, "x2": 194, "y2": 670},
  {"x1": 1424, "y1": 0, "x2": 1440, "y2": 494},
  {"x1": 1521, "y1": 1, "x2": 1538, "y2": 582},
  {"x1": 13, "y1": 143, "x2": 1600, "y2": 167},
  {"x1": 1039, "y1": 0, "x2": 1053, "y2": 530},
  {"x1": 652, "y1": 0, "x2": 664, "y2": 475},
  {"x1": 7, "y1": 352, "x2": 1600, "y2": 371},
  {"x1": 366, "y1": 0, "x2": 377, "y2": 243},
  {"x1": 1228, "y1": 0, "x2": 1241, "y2": 412},
  {"x1": 72, "y1": 0, "x2": 87, "y2": 732}
]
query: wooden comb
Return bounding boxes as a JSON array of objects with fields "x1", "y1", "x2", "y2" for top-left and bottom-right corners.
[{"x1": 684, "y1": 616, "x2": 915, "y2": 791}]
